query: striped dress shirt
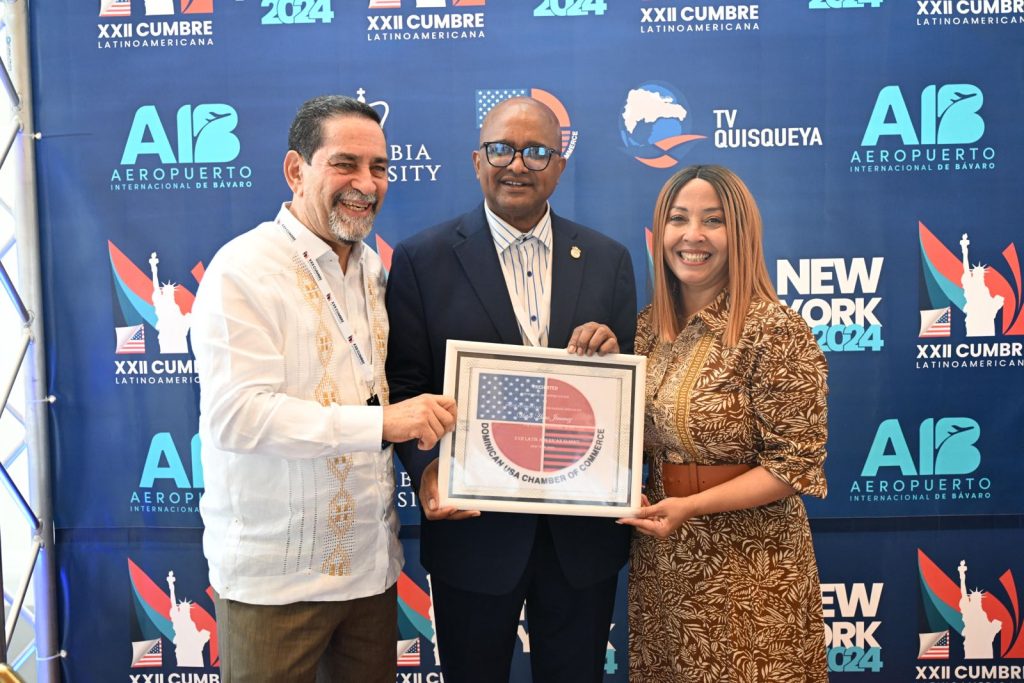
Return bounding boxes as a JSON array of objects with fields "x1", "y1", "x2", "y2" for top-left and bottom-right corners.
[{"x1": 484, "y1": 202, "x2": 553, "y2": 347}]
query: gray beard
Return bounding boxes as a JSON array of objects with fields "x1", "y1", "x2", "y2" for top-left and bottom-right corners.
[
  {"x1": 328, "y1": 191, "x2": 376, "y2": 243},
  {"x1": 328, "y1": 209, "x2": 373, "y2": 244}
]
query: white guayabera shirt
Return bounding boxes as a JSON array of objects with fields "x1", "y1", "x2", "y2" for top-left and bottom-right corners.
[{"x1": 192, "y1": 204, "x2": 401, "y2": 605}]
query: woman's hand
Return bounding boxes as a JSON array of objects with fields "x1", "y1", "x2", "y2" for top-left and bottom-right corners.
[{"x1": 617, "y1": 496, "x2": 695, "y2": 539}]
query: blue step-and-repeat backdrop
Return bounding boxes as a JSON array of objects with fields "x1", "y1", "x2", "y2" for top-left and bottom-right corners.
[{"x1": 30, "y1": 1, "x2": 1024, "y2": 681}]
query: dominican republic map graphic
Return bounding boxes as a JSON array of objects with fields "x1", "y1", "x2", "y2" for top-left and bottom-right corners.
[{"x1": 476, "y1": 373, "x2": 595, "y2": 473}]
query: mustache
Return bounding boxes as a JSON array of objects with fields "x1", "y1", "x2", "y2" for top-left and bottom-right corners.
[{"x1": 333, "y1": 189, "x2": 377, "y2": 208}]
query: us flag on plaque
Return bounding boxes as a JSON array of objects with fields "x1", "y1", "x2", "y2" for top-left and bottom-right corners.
[{"x1": 476, "y1": 373, "x2": 596, "y2": 473}]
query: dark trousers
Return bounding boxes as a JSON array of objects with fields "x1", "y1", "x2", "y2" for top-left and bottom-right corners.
[
  {"x1": 431, "y1": 519, "x2": 618, "y2": 683},
  {"x1": 213, "y1": 583, "x2": 397, "y2": 683}
]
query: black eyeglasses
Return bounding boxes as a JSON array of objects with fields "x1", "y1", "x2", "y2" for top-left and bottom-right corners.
[{"x1": 480, "y1": 141, "x2": 561, "y2": 171}]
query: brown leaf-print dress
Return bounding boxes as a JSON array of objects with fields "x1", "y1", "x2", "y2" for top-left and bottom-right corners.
[{"x1": 628, "y1": 292, "x2": 829, "y2": 683}]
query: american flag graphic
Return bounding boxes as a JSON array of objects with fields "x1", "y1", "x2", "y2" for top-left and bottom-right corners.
[
  {"x1": 475, "y1": 89, "x2": 530, "y2": 128},
  {"x1": 919, "y1": 307, "x2": 952, "y2": 338},
  {"x1": 397, "y1": 638, "x2": 421, "y2": 666},
  {"x1": 918, "y1": 630, "x2": 950, "y2": 659},
  {"x1": 131, "y1": 639, "x2": 162, "y2": 668},
  {"x1": 115, "y1": 325, "x2": 147, "y2": 354},
  {"x1": 369, "y1": 0, "x2": 401, "y2": 8},
  {"x1": 100, "y1": 0, "x2": 132, "y2": 16},
  {"x1": 477, "y1": 373, "x2": 595, "y2": 473}
]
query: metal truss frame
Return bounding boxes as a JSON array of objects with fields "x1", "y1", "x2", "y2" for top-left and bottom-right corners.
[{"x1": 0, "y1": 1, "x2": 59, "y2": 681}]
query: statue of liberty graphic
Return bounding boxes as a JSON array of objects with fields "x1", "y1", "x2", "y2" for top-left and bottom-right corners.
[
  {"x1": 166, "y1": 571, "x2": 211, "y2": 668},
  {"x1": 958, "y1": 560, "x2": 1002, "y2": 659},
  {"x1": 150, "y1": 252, "x2": 192, "y2": 354},
  {"x1": 960, "y1": 233, "x2": 1004, "y2": 337}
]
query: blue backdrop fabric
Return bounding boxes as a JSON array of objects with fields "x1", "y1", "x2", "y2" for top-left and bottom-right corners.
[{"x1": 31, "y1": 1, "x2": 1024, "y2": 680}]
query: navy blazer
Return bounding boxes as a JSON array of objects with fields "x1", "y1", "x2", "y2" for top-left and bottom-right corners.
[{"x1": 386, "y1": 204, "x2": 637, "y2": 595}]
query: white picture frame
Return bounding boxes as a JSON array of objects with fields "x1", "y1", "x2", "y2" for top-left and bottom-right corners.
[{"x1": 437, "y1": 339, "x2": 646, "y2": 517}]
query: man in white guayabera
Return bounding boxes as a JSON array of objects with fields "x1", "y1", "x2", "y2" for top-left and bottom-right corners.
[{"x1": 191, "y1": 95, "x2": 456, "y2": 682}]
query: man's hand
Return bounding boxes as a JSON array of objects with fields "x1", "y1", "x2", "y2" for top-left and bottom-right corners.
[
  {"x1": 419, "y1": 458, "x2": 481, "y2": 521},
  {"x1": 382, "y1": 394, "x2": 457, "y2": 450},
  {"x1": 567, "y1": 322, "x2": 619, "y2": 356}
]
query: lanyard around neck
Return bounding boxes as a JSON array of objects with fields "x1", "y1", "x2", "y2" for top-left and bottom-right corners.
[{"x1": 277, "y1": 220, "x2": 376, "y2": 398}]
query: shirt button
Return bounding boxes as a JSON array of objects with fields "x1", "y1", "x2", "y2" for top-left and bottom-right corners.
[
  {"x1": 530, "y1": 315, "x2": 537, "y2": 322},
  {"x1": 526, "y1": 270, "x2": 533, "y2": 277}
]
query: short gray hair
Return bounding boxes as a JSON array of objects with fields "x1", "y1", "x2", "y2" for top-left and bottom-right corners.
[{"x1": 288, "y1": 95, "x2": 382, "y2": 163}]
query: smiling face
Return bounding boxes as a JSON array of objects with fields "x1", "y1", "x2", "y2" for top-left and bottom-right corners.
[
  {"x1": 285, "y1": 114, "x2": 388, "y2": 248},
  {"x1": 662, "y1": 177, "x2": 729, "y2": 315},
  {"x1": 472, "y1": 98, "x2": 566, "y2": 233}
]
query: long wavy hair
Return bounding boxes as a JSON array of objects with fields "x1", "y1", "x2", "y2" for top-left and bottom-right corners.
[{"x1": 649, "y1": 164, "x2": 777, "y2": 346}]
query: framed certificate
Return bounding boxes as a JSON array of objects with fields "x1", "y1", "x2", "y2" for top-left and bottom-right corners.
[{"x1": 437, "y1": 339, "x2": 646, "y2": 517}]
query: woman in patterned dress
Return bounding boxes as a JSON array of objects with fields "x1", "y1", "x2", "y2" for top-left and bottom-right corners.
[{"x1": 618, "y1": 165, "x2": 829, "y2": 682}]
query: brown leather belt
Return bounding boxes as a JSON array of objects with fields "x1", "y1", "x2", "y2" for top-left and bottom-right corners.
[{"x1": 662, "y1": 462, "x2": 753, "y2": 497}]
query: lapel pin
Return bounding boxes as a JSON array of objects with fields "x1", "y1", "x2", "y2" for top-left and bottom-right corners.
[{"x1": 570, "y1": 245, "x2": 582, "y2": 259}]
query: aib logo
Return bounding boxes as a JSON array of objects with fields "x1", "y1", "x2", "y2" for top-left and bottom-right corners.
[
  {"x1": 121, "y1": 104, "x2": 240, "y2": 165},
  {"x1": 129, "y1": 432, "x2": 203, "y2": 515},
  {"x1": 139, "y1": 432, "x2": 204, "y2": 491},
  {"x1": 861, "y1": 84, "x2": 984, "y2": 146},
  {"x1": 862, "y1": 418, "x2": 980, "y2": 477}
]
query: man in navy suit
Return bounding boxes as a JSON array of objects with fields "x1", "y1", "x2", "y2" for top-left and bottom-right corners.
[{"x1": 386, "y1": 97, "x2": 637, "y2": 682}]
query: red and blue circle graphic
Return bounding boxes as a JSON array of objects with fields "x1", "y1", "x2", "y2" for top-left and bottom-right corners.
[{"x1": 476, "y1": 373, "x2": 596, "y2": 473}]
